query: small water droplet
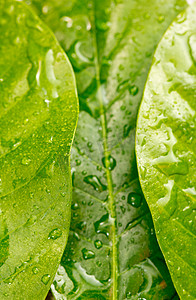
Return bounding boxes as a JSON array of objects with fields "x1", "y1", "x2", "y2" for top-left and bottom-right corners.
[
  {"x1": 157, "y1": 15, "x2": 165, "y2": 23},
  {"x1": 32, "y1": 267, "x2": 39, "y2": 274},
  {"x1": 94, "y1": 240, "x2": 103, "y2": 249},
  {"x1": 126, "y1": 292, "x2": 132, "y2": 299},
  {"x1": 75, "y1": 159, "x2": 81, "y2": 166},
  {"x1": 129, "y1": 85, "x2": 139, "y2": 96},
  {"x1": 21, "y1": 157, "x2": 31, "y2": 165},
  {"x1": 87, "y1": 142, "x2": 92, "y2": 148},
  {"x1": 127, "y1": 193, "x2": 142, "y2": 208},
  {"x1": 77, "y1": 221, "x2": 87, "y2": 232},
  {"x1": 29, "y1": 192, "x2": 34, "y2": 199},
  {"x1": 72, "y1": 202, "x2": 79, "y2": 210},
  {"x1": 82, "y1": 248, "x2": 95, "y2": 260},
  {"x1": 48, "y1": 228, "x2": 62, "y2": 240},
  {"x1": 96, "y1": 260, "x2": 102, "y2": 267},
  {"x1": 102, "y1": 155, "x2": 116, "y2": 171},
  {"x1": 41, "y1": 274, "x2": 50, "y2": 285},
  {"x1": 96, "y1": 20, "x2": 110, "y2": 31}
]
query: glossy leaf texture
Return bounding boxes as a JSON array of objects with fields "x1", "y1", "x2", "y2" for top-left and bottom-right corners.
[
  {"x1": 28, "y1": 0, "x2": 187, "y2": 299},
  {"x1": 136, "y1": 4, "x2": 196, "y2": 300},
  {"x1": 0, "y1": 1, "x2": 78, "y2": 299}
]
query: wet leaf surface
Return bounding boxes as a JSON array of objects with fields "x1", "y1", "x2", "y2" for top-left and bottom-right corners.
[
  {"x1": 28, "y1": 0, "x2": 187, "y2": 299},
  {"x1": 136, "y1": 4, "x2": 196, "y2": 300},
  {"x1": 0, "y1": 1, "x2": 78, "y2": 299}
]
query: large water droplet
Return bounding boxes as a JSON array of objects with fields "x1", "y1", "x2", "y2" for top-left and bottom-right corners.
[
  {"x1": 102, "y1": 155, "x2": 116, "y2": 171},
  {"x1": 84, "y1": 175, "x2": 107, "y2": 192},
  {"x1": 94, "y1": 213, "x2": 110, "y2": 237},
  {"x1": 82, "y1": 248, "x2": 95, "y2": 260},
  {"x1": 48, "y1": 228, "x2": 62, "y2": 240},
  {"x1": 41, "y1": 274, "x2": 50, "y2": 285},
  {"x1": 127, "y1": 193, "x2": 142, "y2": 208}
]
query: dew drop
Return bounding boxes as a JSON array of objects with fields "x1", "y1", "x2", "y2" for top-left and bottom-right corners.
[
  {"x1": 94, "y1": 240, "x2": 103, "y2": 249},
  {"x1": 127, "y1": 193, "x2": 142, "y2": 208},
  {"x1": 48, "y1": 228, "x2": 62, "y2": 240},
  {"x1": 96, "y1": 20, "x2": 110, "y2": 31},
  {"x1": 75, "y1": 159, "x2": 81, "y2": 166},
  {"x1": 129, "y1": 85, "x2": 139, "y2": 96},
  {"x1": 157, "y1": 15, "x2": 165, "y2": 23},
  {"x1": 32, "y1": 267, "x2": 39, "y2": 274},
  {"x1": 29, "y1": 192, "x2": 34, "y2": 199},
  {"x1": 41, "y1": 274, "x2": 50, "y2": 285},
  {"x1": 96, "y1": 260, "x2": 102, "y2": 267},
  {"x1": 21, "y1": 157, "x2": 31, "y2": 165},
  {"x1": 102, "y1": 155, "x2": 116, "y2": 171},
  {"x1": 82, "y1": 248, "x2": 95, "y2": 260},
  {"x1": 84, "y1": 175, "x2": 107, "y2": 192}
]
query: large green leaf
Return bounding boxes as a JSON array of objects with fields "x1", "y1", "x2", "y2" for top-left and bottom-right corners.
[
  {"x1": 28, "y1": 0, "x2": 187, "y2": 299},
  {"x1": 0, "y1": 1, "x2": 78, "y2": 299},
  {"x1": 136, "y1": 3, "x2": 196, "y2": 300}
]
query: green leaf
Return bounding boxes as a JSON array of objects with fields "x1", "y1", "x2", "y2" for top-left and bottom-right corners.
[
  {"x1": 28, "y1": 0, "x2": 187, "y2": 299},
  {"x1": 136, "y1": 4, "x2": 196, "y2": 300},
  {"x1": 0, "y1": 1, "x2": 78, "y2": 299}
]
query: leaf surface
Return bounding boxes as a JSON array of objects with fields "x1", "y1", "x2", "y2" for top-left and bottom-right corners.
[
  {"x1": 0, "y1": 1, "x2": 78, "y2": 299},
  {"x1": 136, "y1": 4, "x2": 196, "y2": 300},
  {"x1": 28, "y1": 0, "x2": 187, "y2": 299}
]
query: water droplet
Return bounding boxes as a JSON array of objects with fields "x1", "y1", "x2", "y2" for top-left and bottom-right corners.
[
  {"x1": 75, "y1": 159, "x2": 81, "y2": 166},
  {"x1": 32, "y1": 267, "x2": 39, "y2": 274},
  {"x1": 72, "y1": 202, "x2": 79, "y2": 210},
  {"x1": 126, "y1": 292, "x2": 132, "y2": 299},
  {"x1": 157, "y1": 15, "x2": 165, "y2": 23},
  {"x1": 61, "y1": 16, "x2": 73, "y2": 28},
  {"x1": 96, "y1": 20, "x2": 110, "y2": 31},
  {"x1": 82, "y1": 248, "x2": 95, "y2": 260},
  {"x1": 41, "y1": 274, "x2": 50, "y2": 285},
  {"x1": 84, "y1": 175, "x2": 107, "y2": 192},
  {"x1": 29, "y1": 192, "x2": 34, "y2": 199},
  {"x1": 87, "y1": 142, "x2": 92, "y2": 148},
  {"x1": 129, "y1": 85, "x2": 139, "y2": 96},
  {"x1": 73, "y1": 232, "x2": 80, "y2": 241},
  {"x1": 45, "y1": 49, "x2": 60, "y2": 98},
  {"x1": 77, "y1": 221, "x2": 87, "y2": 232},
  {"x1": 21, "y1": 157, "x2": 31, "y2": 165},
  {"x1": 127, "y1": 193, "x2": 142, "y2": 208},
  {"x1": 94, "y1": 214, "x2": 110, "y2": 237},
  {"x1": 48, "y1": 228, "x2": 62, "y2": 240},
  {"x1": 94, "y1": 240, "x2": 103, "y2": 249},
  {"x1": 117, "y1": 80, "x2": 129, "y2": 92},
  {"x1": 102, "y1": 155, "x2": 116, "y2": 171},
  {"x1": 96, "y1": 260, "x2": 102, "y2": 267}
]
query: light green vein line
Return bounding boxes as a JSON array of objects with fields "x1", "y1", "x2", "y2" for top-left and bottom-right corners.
[{"x1": 90, "y1": 2, "x2": 118, "y2": 299}]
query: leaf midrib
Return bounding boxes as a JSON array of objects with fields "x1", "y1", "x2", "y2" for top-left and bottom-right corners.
[{"x1": 90, "y1": 2, "x2": 118, "y2": 299}]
